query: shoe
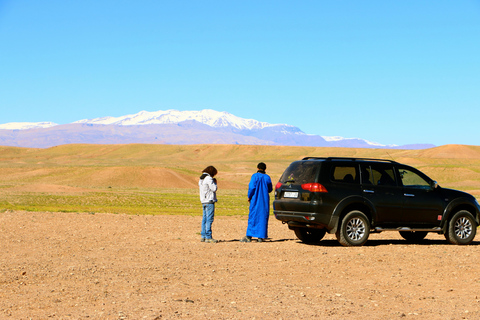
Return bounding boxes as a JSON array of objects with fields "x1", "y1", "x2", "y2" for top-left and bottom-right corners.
[
  {"x1": 205, "y1": 238, "x2": 218, "y2": 243},
  {"x1": 240, "y1": 236, "x2": 252, "y2": 243},
  {"x1": 201, "y1": 238, "x2": 205, "y2": 242},
  {"x1": 257, "y1": 238, "x2": 264, "y2": 243}
]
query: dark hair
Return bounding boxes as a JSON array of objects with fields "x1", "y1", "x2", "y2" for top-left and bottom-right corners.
[
  {"x1": 257, "y1": 162, "x2": 266, "y2": 171},
  {"x1": 202, "y1": 166, "x2": 218, "y2": 177}
]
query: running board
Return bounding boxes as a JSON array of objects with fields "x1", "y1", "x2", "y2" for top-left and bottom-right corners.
[{"x1": 374, "y1": 227, "x2": 442, "y2": 233}]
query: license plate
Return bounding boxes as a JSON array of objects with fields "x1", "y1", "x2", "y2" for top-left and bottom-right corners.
[{"x1": 283, "y1": 191, "x2": 299, "y2": 198}]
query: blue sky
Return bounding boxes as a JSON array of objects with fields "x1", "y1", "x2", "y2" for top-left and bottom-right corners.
[{"x1": 1, "y1": 1, "x2": 479, "y2": 147}]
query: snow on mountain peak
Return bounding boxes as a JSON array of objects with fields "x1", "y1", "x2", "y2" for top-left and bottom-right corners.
[
  {"x1": 322, "y1": 135, "x2": 395, "y2": 147},
  {"x1": 75, "y1": 109, "x2": 282, "y2": 130},
  {"x1": 0, "y1": 122, "x2": 58, "y2": 130},
  {"x1": 0, "y1": 109, "x2": 428, "y2": 148}
]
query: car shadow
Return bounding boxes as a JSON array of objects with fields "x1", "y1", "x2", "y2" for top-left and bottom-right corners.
[
  {"x1": 302, "y1": 239, "x2": 480, "y2": 247},
  {"x1": 217, "y1": 238, "x2": 480, "y2": 246}
]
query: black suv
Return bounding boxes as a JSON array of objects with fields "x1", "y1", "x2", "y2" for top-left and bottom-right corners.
[{"x1": 274, "y1": 157, "x2": 480, "y2": 246}]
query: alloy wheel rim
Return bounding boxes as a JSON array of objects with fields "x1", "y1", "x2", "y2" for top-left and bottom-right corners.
[
  {"x1": 454, "y1": 217, "x2": 472, "y2": 239},
  {"x1": 346, "y1": 217, "x2": 366, "y2": 241}
]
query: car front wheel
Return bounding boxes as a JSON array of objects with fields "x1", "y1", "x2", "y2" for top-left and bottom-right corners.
[
  {"x1": 446, "y1": 210, "x2": 477, "y2": 245},
  {"x1": 336, "y1": 210, "x2": 370, "y2": 247},
  {"x1": 294, "y1": 228, "x2": 326, "y2": 243}
]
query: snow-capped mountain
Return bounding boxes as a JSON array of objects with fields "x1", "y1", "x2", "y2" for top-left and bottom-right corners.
[
  {"x1": 74, "y1": 109, "x2": 286, "y2": 131},
  {"x1": 0, "y1": 109, "x2": 434, "y2": 149},
  {"x1": 0, "y1": 122, "x2": 58, "y2": 130},
  {"x1": 321, "y1": 135, "x2": 393, "y2": 148}
]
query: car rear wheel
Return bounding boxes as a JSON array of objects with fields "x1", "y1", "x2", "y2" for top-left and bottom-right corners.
[
  {"x1": 399, "y1": 231, "x2": 428, "y2": 242},
  {"x1": 294, "y1": 228, "x2": 326, "y2": 243},
  {"x1": 446, "y1": 210, "x2": 477, "y2": 245},
  {"x1": 336, "y1": 210, "x2": 370, "y2": 247}
]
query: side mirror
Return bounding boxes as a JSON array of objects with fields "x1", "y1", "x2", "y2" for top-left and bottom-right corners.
[{"x1": 431, "y1": 181, "x2": 439, "y2": 189}]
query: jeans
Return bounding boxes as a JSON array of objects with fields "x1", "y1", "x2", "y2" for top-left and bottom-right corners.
[{"x1": 201, "y1": 203, "x2": 215, "y2": 239}]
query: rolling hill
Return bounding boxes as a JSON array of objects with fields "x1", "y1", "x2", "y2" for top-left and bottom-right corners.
[
  {"x1": 1, "y1": 143, "x2": 478, "y2": 214},
  {"x1": 1, "y1": 143, "x2": 479, "y2": 191}
]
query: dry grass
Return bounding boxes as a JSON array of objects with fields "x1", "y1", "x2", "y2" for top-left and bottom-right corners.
[{"x1": 0, "y1": 143, "x2": 479, "y2": 214}]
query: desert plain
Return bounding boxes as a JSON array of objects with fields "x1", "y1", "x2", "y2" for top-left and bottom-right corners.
[{"x1": 1, "y1": 143, "x2": 480, "y2": 319}]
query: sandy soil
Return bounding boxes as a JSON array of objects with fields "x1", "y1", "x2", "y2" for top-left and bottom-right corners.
[{"x1": 1, "y1": 210, "x2": 480, "y2": 320}]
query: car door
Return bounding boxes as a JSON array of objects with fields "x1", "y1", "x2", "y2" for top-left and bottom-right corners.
[
  {"x1": 360, "y1": 163, "x2": 404, "y2": 226},
  {"x1": 397, "y1": 166, "x2": 444, "y2": 227}
]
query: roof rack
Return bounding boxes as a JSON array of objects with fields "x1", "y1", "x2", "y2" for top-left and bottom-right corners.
[{"x1": 301, "y1": 157, "x2": 398, "y2": 164}]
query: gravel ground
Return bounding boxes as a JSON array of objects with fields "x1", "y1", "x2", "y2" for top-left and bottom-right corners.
[{"x1": 1, "y1": 210, "x2": 480, "y2": 319}]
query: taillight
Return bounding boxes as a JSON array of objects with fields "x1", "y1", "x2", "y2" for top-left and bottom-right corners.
[
  {"x1": 301, "y1": 183, "x2": 328, "y2": 193},
  {"x1": 275, "y1": 182, "x2": 283, "y2": 190}
]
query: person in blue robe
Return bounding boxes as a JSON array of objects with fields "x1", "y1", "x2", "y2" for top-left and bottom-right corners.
[{"x1": 240, "y1": 162, "x2": 273, "y2": 242}]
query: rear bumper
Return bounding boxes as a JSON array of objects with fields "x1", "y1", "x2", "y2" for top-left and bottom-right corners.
[{"x1": 274, "y1": 210, "x2": 336, "y2": 232}]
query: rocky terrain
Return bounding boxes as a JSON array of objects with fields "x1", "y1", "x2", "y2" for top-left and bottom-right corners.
[{"x1": 1, "y1": 210, "x2": 479, "y2": 319}]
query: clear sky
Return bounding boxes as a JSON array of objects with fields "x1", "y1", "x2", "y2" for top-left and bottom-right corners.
[{"x1": 1, "y1": 1, "x2": 479, "y2": 147}]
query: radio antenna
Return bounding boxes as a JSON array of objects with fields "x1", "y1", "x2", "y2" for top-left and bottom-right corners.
[{"x1": 386, "y1": 151, "x2": 395, "y2": 161}]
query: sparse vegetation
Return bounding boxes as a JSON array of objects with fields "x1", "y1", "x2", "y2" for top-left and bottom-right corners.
[
  {"x1": 0, "y1": 144, "x2": 479, "y2": 215},
  {"x1": 0, "y1": 188, "x2": 250, "y2": 216}
]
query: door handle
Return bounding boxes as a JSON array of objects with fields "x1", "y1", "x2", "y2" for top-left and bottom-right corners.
[
  {"x1": 363, "y1": 189, "x2": 374, "y2": 194},
  {"x1": 404, "y1": 193, "x2": 415, "y2": 197}
]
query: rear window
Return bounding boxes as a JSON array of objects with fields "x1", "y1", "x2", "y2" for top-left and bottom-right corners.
[
  {"x1": 330, "y1": 165, "x2": 358, "y2": 184},
  {"x1": 279, "y1": 161, "x2": 319, "y2": 185}
]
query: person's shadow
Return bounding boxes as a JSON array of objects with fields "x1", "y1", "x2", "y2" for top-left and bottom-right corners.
[{"x1": 219, "y1": 238, "x2": 296, "y2": 243}]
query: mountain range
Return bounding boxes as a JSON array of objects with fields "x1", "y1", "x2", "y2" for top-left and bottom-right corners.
[{"x1": 0, "y1": 109, "x2": 434, "y2": 149}]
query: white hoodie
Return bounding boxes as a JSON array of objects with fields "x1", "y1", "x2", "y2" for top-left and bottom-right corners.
[{"x1": 199, "y1": 173, "x2": 218, "y2": 204}]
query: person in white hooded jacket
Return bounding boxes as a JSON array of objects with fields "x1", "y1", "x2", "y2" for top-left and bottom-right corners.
[{"x1": 199, "y1": 166, "x2": 218, "y2": 243}]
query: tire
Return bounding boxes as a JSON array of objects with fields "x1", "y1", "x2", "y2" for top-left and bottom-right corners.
[
  {"x1": 294, "y1": 228, "x2": 326, "y2": 243},
  {"x1": 336, "y1": 210, "x2": 370, "y2": 246},
  {"x1": 446, "y1": 210, "x2": 477, "y2": 245},
  {"x1": 399, "y1": 231, "x2": 428, "y2": 242}
]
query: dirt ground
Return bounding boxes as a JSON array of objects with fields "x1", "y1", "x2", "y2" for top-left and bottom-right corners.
[{"x1": 1, "y1": 210, "x2": 480, "y2": 320}]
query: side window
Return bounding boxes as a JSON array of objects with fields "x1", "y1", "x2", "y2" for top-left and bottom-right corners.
[
  {"x1": 361, "y1": 166, "x2": 373, "y2": 185},
  {"x1": 369, "y1": 164, "x2": 397, "y2": 186},
  {"x1": 399, "y1": 169, "x2": 431, "y2": 189},
  {"x1": 331, "y1": 165, "x2": 358, "y2": 184}
]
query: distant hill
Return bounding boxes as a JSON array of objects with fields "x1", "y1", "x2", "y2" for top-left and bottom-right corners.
[
  {"x1": 0, "y1": 109, "x2": 435, "y2": 149},
  {"x1": 0, "y1": 144, "x2": 478, "y2": 196}
]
